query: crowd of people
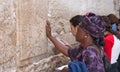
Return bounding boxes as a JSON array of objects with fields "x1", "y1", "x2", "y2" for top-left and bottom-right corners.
[{"x1": 45, "y1": 12, "x2": 120, "y2": 72}]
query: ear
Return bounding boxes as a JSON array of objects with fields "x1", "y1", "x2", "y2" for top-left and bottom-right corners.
[
  {"x1": 84, "y1": 31, "x2": 90, "y2": 37},
  {"x1": 76, "y1": 25, "x2": 79, "y2": 32}
]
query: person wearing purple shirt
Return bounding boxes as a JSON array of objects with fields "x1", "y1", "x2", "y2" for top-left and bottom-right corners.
[
  {"x1": 68, "y1": 13, "x2": 106, "y2": 72},
  {"x1": 46, "y1": 13, "x2": 105, "y2": 72},
  {"x1": 68, "y1": 45, "x2": 105, "y2": 72}
]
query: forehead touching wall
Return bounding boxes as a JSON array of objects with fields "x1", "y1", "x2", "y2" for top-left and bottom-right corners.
[{"x1": 0, "y1": 0, "x2": 118, "y2": 72}]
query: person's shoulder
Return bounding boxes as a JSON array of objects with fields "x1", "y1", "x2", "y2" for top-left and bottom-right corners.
[
  {"x1": 105, "y1": 34, "x2": 114, "y2": 38},
  {"x1": 104, "y1": 34, "x2": 114, "y2": 42},
  {"x1": 68, "y1": 44, "x2": 82, "y2": 52}
]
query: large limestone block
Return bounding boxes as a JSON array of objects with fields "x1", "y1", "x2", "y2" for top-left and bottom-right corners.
[
  {"x1": 49, "y1": 0, "x2": 115, "y2": 18},
  {"x1": 114, "y1": 0, "x2": 120, "y2": 18},
  {"x1": 0, "y1": 0, "x2": 16, "y2": 71},
  {"x1": 18, "y1": 53, "x2": 69, "y2": 72},
  {"x1": 15, "y1": 0, "x2": 48, "y2": 67}
]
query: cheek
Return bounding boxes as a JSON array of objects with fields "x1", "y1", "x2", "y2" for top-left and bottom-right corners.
[
  {"x1": 71, "y1": 28, "x2": 77, "y2": 36},
  {"x1": 76, "y1": 29, "x2": 86, "y2": 41},
  {"x1": 75, "y1": 33, "x2": 80, "y2": 41},
  {"x1": 76, "y1": 33, "x2": 84, "y2": 42},
  {"x1": 76, "y1": 31, "x2": 82, "y2": 41}
]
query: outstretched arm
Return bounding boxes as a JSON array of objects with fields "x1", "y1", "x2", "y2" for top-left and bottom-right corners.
[{"x1": 46, "y1": 20, "x2": 71, "y2": 56}]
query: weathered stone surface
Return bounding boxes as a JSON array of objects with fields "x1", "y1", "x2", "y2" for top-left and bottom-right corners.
[
  {"x1": 18, "y1": 53, "x2": 69, "y2": 72},
  {"x1": 0, "y1": 0, "x2": 49, "y2": 71},
  {"x1": 15, "y1": 0, "x2": 48, "y2": 68},
  {"x1": 0, "y1": 0, "x2": 16, "y2": 71},
  {"x1": 114, "y1": 0, "x2": 120, "y2": 18},
  {"x1": 0, "y1": 0, "x2": 119, "y2": 72}
]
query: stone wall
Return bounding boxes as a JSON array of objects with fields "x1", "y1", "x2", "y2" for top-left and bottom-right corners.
[
  {"x1": 0, "y1": 0, "x2": 48, "y2": 71},
  {"x1": 15, "y1": 0, "x2": 48, "y2": 68},
  {"x1": 0, "y1": 0, "x2": 17, "y2": 71},
  {"x1": 114, "y1": 0, "x2": 120, "y2": 18},
  {"x1": 0, "y1": 0, "x2": 119, "y2": 72}
]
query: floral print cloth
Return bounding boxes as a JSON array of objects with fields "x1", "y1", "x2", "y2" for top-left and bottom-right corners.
[{"x1": 68, "y1": 45, "x2": 105, "y2": 72}]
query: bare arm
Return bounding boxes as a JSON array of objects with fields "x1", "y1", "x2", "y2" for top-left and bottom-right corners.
[{"x1": 46, "y1": 20, "x2": 71, "y2": 56}]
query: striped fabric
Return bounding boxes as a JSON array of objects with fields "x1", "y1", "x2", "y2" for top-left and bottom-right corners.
[{"x1": 104, "y1": 34, "x2": 120, "y2": 64}]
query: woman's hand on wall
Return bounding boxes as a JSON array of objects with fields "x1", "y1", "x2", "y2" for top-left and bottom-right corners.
[
  {"x1": 45, "y1": 20, "x2": 69, "y2": 56},
  {"x1": 46, "y1": 20, "x2": 52, "y2": 38}
]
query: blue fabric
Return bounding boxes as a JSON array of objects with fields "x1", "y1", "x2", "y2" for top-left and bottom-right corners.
[
  {"x1": 68, "y1": 61, "x2": 88, "y2": 72},
  {"x1": 112, "y1": 23, "x2": 117, "y2": 31}
]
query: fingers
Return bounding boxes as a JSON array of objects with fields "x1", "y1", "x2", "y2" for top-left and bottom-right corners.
[
  {"x1": 46, "y1": 20, "x2": 51, "y2": 30},
  {"x1": 46, "y1": 20, "x2": 50, "y2": 26},
  {"x1": 46, "y1": 20, "x2": 51, "y2": 37},
  {"x1": 46, "y1": 20, "x2": 51, "y2": 29}
]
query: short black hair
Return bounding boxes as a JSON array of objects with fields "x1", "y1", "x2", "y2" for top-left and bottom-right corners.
[{"x1": 70, "y1": 15, "x2": 83, "y2": 27}]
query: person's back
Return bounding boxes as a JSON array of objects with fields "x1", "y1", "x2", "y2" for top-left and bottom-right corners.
[
  {"x1": 111, "y1": 35, "x2": 120, "y2": 64},
  {"x1": 102, "y1": 16, "x2": 120, "y2": 64},
  {"x1": 104, "y1": 34, "x2": 120, "y2": 64}
]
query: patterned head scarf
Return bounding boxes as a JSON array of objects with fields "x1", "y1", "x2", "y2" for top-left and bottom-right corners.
[{"x1": 79, "y1": 13, "x2": 106, "y2": 38}]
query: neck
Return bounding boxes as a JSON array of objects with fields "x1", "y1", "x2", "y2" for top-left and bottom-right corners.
[{"x1": 81, "y1": 37, "x2": 94, "y2": 48}]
